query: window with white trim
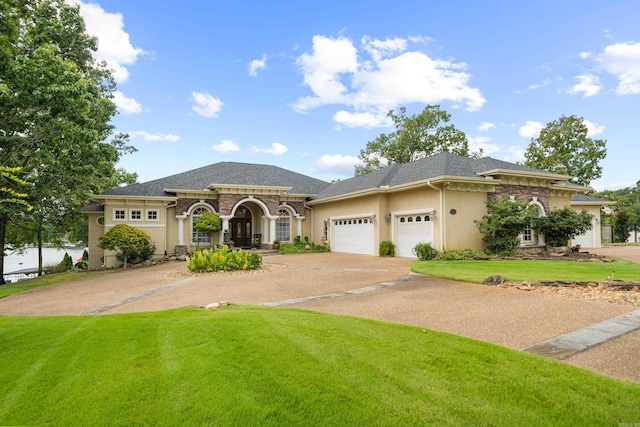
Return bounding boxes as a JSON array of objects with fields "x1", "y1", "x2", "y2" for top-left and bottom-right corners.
[
  {"x1": 522, "y1": 224, "x2": 533, "y2": 242},
  {"x1": 276, "y1": 209, "x2": 291, "y2": 242},
  {"x1": 147, "y1": 209, "x2": 159, "y2": 221},
  {"x1": 192, "y1": 206, "x2": 210, "y2": 243},
  {"x1": 130, "y1": 209, "x2": 142, "y2": 221},
  {"x1": 113, "y1": 209, "x2": 126, "y2": 221}
]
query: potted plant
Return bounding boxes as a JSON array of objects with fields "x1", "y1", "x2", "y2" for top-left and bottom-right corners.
[{"x1": 272, "y1": 240, "x2": 280, "y2": 250}]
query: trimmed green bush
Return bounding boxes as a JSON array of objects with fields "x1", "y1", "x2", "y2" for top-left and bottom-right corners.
[
  {"x1": 60, "y1": 252, "x2": 74, "y2": 270},
  {"x1": 413, "y1": 243, "x2": 439, "y2": 260},
  {"x1": 379, "y1": 241, "x2": 395, "y2": 257},
  {"x1": 187, "y1": 245, "x2": 262, "y2": 272}
]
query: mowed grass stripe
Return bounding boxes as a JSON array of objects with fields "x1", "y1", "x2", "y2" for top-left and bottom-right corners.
[{"x1": 0, "y1": 306, "x2": 639, "y2": 426}]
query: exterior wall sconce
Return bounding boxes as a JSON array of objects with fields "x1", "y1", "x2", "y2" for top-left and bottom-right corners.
[
  {"x1": 385, "y1": 213, "x2": 392, "y2": 222},
  {"x1": 450, "y1": 209, "x2": 457, "y2": 215}
]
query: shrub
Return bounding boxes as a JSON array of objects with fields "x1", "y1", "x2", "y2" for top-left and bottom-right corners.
[
  {"x1": 99, "y1": 224, "x2": 155, "y2": 269},
  {"x1": 74, "y1": 249, "x2": 89, "y2": 270},
  {"x1": 379, "y1": 241, "x2": 395, "y2": 257},
  {"x1": 533, "y1": 207, "x2": 593, "y2": 247},
  {"x1": 413, "y1": 243, "x2": 439, "y2": 260},
  {"x1": 475, "y1": 197, "x2": 538, "y2": 254},
  {"x1": 187, "y1": 246, "x2": 263, "y2": 272},
  {"x1": 434, "y1": 249, "x2": 485, "y2": 260},
  {"x1": 60, "y1": 252, "x2": 74, "y2": 270}
]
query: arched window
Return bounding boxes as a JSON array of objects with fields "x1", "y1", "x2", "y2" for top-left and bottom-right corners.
[
  {"x1": 276, "y1": 209, "x2": 291, "y2": 242},
  {"x1": 192, "y1": 206, "x2": 210, "y2": 243}
]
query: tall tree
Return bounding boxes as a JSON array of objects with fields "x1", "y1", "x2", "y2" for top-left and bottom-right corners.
[
  {"x1": 355, "y1": 105, "x2": 470, "y2": 175},
  {"x1": 0, "y1": 0, "x2": 135, "y2": 282},
  {"x1": 523, "y1": 115, "x2": 607, "y2": 186}
]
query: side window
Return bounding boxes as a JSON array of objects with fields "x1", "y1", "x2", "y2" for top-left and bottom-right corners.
[{"x1": 113, "y1": 209, "x2": 126, "y2": 221}]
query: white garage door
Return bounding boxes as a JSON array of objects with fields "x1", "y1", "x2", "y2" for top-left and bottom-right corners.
[
  {"x1": 332, "y1": 216, "x2": 374, "y2": 255},
  {"x1": 396, "y1": 214, "x2": 434, "y2": 257}
]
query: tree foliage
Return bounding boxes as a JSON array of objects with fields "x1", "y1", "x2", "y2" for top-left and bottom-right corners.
[
  {"x1": 355, "y1": 105, "x2": 470, "y2": 175},
  {"x1": 0, "y1": 166, "x2": 32, "y2": 211},
  {"x1": 533, "y1": 208, "x2": 593, "y2": 247},
  {"x1": 0, "y1": 0, "x2": 137, "y2": 282},
  {"x1": 597, "y1": 181, "x2": 640, "y2": 242},
  {"x1": 98, "y1": 224, "x2": 155, "y2": 269},
  {"x1": 523, "y1": 115, "x2": 607, "y2": 186},
  {"x1": 475, "y1": 198, "x2": 538, "y2": 254},
  {"x1": 194, "y1": 212, "x2": 222, "y2": 243}
]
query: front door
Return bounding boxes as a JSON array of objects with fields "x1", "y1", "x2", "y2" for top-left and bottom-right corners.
[{"x1": 230, "y1": 207, "x2": 252, "y2": 247}]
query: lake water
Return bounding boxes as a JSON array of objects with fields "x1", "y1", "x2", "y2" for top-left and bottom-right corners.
[{"x1": 4, "y1": 246, "x2": 86, "y2": 275}]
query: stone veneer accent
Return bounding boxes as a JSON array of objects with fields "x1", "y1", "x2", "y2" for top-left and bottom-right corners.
[
  {"x1": 176, "y1": 198, "x2": 219, "y2": 216},
  {"x1": 488, "y1": 184, "x2": 550, "y2": 212},
  {"x1": 218, "y1": 194, "x2": 281, "y2": 216}
]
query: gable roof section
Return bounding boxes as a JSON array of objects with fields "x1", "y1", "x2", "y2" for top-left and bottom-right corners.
[
  {"x1": 100, "y1": 162, "x2": 331, "y2": 198},
  {"x1": 311, "y1": 152, "x2": 580, "y2": 202}
]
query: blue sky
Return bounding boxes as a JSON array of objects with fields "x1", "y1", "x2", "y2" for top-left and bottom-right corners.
[{"x1": 71, "y1": 0, "x2": 640, "y2": 191}]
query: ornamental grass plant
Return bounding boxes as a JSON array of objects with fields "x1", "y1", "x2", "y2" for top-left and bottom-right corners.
[{"x1": 187, "y1": 245, "x2": 262, "y2": 272}]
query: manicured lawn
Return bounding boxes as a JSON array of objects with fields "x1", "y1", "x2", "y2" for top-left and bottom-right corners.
[
  {"x1": 411, "y1": 258, "x2": 640, "y2": 283},
  {"x1": 1, "y1": 306, "x2": 639, "y2": 426}
]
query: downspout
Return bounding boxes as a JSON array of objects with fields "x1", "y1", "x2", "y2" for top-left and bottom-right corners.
[{"x1": 426, "y1": 181, "x2": 444, "y2": 251}]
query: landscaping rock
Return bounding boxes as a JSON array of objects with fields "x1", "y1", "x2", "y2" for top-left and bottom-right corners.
[{"x1": 483, "y1": 275, "x2": 505, "y2": 286}]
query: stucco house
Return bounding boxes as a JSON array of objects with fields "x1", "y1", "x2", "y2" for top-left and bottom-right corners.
[{"x1": 86, "y1": 152, "x2": 608, "y2": 268}]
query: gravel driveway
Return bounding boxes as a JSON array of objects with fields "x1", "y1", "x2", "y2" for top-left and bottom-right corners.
[{"x1": 0, "y1": 247, "x2": 638, "y2": 383}]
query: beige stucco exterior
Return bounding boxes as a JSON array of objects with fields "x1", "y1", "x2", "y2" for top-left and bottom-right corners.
[{"x1": 86, "y1": 159, "x2": 607, "y2": 267}]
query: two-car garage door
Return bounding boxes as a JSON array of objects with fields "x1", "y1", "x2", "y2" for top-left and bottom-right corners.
[{"x1": 331, "y1": 216, "x2": 374, "y2": 255}]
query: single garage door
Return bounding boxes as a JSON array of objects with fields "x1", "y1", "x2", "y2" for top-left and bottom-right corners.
[
  {"x1": 332, "y1": 216, "x2": 374, "y2": 255},
  {"x1": 572, "y1": 229, "x2": 594, "y2": 248},
  {"x1": 396, "y1": 214, "x2": 434, "y2": 257}
]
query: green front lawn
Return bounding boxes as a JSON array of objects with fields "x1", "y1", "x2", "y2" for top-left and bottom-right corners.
[
  {"x1": 1, "y1": 306, "x2": 639, "y2": 426},
  {"x1": 0, "y1": 270, "x2": 115, "y2": 299},
  {"x1": 411, "y1": 258, "x2": 640, "y2": 283}
]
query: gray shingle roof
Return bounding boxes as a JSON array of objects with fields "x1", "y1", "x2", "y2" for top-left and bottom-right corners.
[
  {"x1": 313, "y1": 152, "x2": 561, "y2": 201},
  {"x1": 101, "y1": 162, "x2": 331, "y2": 197},
  {"x1": 571, "y1": 194, "x2": 612, "y2": 203}
]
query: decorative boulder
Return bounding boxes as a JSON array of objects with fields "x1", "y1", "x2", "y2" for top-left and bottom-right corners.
[{"x1": 483, "y1": 275, "x2": 505, "y2": 286}]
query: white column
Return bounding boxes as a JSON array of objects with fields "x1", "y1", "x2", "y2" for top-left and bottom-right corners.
[
  {"x1": 269, "y1": 217, "x2": 276, "y2": 242},
  {"x1": 177, "y1": 217, "x2": 185, "y2": 245},
  {"x1": 262, "y1": 216, "x2": 268, "y2": 242},
  {"x1": 296, "y1": 218, "x2": 302, "y2": 240}
]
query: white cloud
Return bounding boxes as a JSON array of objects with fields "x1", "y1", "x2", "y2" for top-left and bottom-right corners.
[
  {"x1": 583, "y1": 119, "x2": 605, "y2": 136},
  {"x1": 70, "y1": 0, "x2": 146, "y2": 83},
  {"x1": 519, "y1": 121, "x2": 543, "y2": 138},
  {"x1": 112, "y1": 91, "x2": 142, "y2": 114},
  {"x1": 467, "y1": 136, "x2": 500, "y2": 156},
  {"x1": 315, "y1": 154, "x2": 362, "y2": 175},
  {"x1": 191, "y1": 91, "x2": 223, "y2": 118},
  {"x1": 248, "y1": 54, "x2": 267, "y2": 77},
  {"x1": 503, "y1": 146, "x2": 526, "y2": 164},
  {"x1": 477, "y1": 122, "x2": 496, "y2": 132},
  {"x1": 333, "y1": 110, "x2": 390, "y2": 128},
  {"x1": 129, "y1": 131, "x2": 180, "y2": 142},
  {"x1": 595, "y1": 41, "x2": 640, "y2": 94},
  {"x1": 249, "y1": 142, "x2": 288, "y2": 155},
  {"x1": 209, "y1": 139, "x2": 239, "y2": 153},
  {"x1": 566, "y1": 75, "x2": 601, "y2": 97},
  {"x1": 294, "y1": 34, "x2": 485, "y2": 125}
]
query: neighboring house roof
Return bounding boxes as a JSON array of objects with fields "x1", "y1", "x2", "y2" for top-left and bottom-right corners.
[
  {"x1": 311, "y1": 152, "x2": 576, "y2": 202},
  {"x1": 99, "y1": 162, "x2": 331, "y2": 198}
]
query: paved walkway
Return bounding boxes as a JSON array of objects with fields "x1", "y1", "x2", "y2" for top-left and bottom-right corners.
[{"x1": 0, "y1": 247, "x2": 638, "y2": 383}]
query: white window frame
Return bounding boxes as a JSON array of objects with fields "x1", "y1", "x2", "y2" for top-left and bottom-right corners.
[
  {"x1": 113, "y1": 209, "x2": 127, "y2": 221},
  {"x1": 276, "y1": 209, "x2": 291, "y2": 242},
  {"x1": 191, "y1": 206, "x2": 211, "y2": 244},
  {"x1": 130, "y1": 209, "x2": 142, "y2": 221},
  {"x1": 146, "y1": 209, "x2": 159, "y2": 221}
]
